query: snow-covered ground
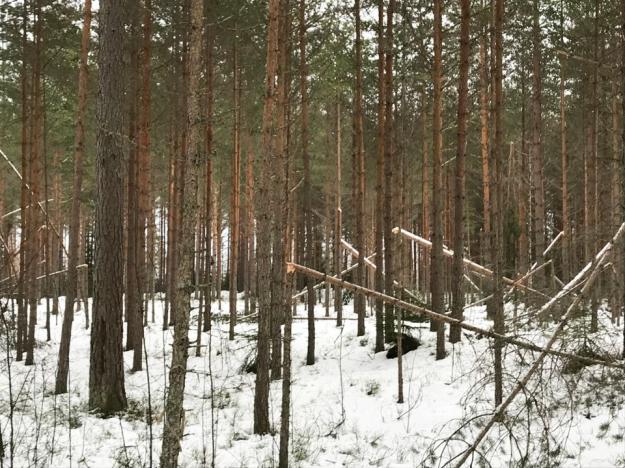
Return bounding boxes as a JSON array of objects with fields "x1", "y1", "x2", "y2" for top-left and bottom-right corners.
[{"x1": 1, "y1": 295, "x2": 624, "y2": 467}]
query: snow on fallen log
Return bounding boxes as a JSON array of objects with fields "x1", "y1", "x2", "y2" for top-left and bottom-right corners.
[
  {"x1": 392, "y1": 227, "x2": 548, "y2": 299},
  {"x1": 537, "y1": 221, "x2": 625, "y2": 319},
  {"x1": 290, "y1": 252, "x2": 378, "y2": 301},
  {"x1": 452, "y1": 221, "x2": 625, "y2": 468},
  {"x1": 286, "y1": 261, "x2": 625, "y2": 371},
  {"x1": 543, "y1": 230, "x2": 563, "y2": 257}
]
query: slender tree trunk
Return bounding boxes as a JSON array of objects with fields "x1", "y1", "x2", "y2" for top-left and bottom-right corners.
[
  {"x1": 215, "y1": 184, "x2": 222, "y2": 309},
  {"x1": 125, "y1": 0, "x2": 140, "y2": 353},
  {"x1": 55, "y1": 0, "x2": 92, "y2": 393},
  {"x1": 51, "y1": 150, "x2": 61, "y2": 316},
  {"x1": 24, "y1": 0, "x2": 42, "y2": 366},
  {"x1": 279, "y1": 211, "x2": 296, "y2": 468},
  {"x1": 559, "y1": 7, "x2": 570, "y2": 283},
  {"x1": 229, "y1": 26, "x2": 241, "y2": 341},
  {"x1": 374, "y1": 0, "x2": 385, "y2": 349},
  {"x1": 431, "y1": 0, "x2": 446, "y2": 360},
  {"x1": 279, "y1": 276, "x2": 294, "y2": 468},
  {"x1": 133, "y1": 0, "x2": 152, "y2": 370},
  {"x1": 203, "y1": 160, "x2": 212, "y2": 331},
  {"x1": 589, "y1": 0, "x2": 600, "y2": 332},
  {"x1": 450, "y1": 0, "x2": 470, "y2": 344},
  {"x1": 334, "y1": 101, "x2": 343, "y2": 327},
  {"x1": 518, "y1": 64, "x2": 529, "y2": 274},
  {"x1": 492, "y1": 0, "x2": 505, "y2": 406},
  {"x1": 202, "y1": 9, "x2": 214, "y2": 334},
  {"x1": 299, "y1": 0, "x2": 315, "y2": 365},
  {"x1": 242, "y1": 139, "x2": 250, "y2": 317},
  {"x1": 610, "y1": 83, "x2": 621, "y2": 322},
  {"x1": 479, "y1": 11, "x2": 490, "y2": 269},
  {"x1": 420, "y1": 93, "x2": 430, "y2": 298},
  {"x1": 26, "y1": 0, "x2": 43, "y2": 366},
  {"x1": 245, "y1": 148, "x2": 256, "y2": 318},
  {"x1": 17, "y1": 0, "x2": 30, "y2": 362},
  {"x1": 164, "y1": 124, "x2": 176, "y2": 329},
  {"x1": 383, "y1": 0, "x2": 395, "y2": 344},
  {"x1": 160, "y1": 0, "x2": 203, "y2": 464},
  {"x1": 580, "y1": 13, "x2": 598, "y2": 331},
  {"x1": 254, "y1": 0, "x2": 280, "y2": 435},
  {"x1": 270, "y1": 0, "x2": 290, "y2": 380},
  {"x1": 89, "y1": 0, "x2": 127, "y2": 414},
  {"x1": 80, "y1": 216, "x2": 90, "y2": 327},
  {"x1": 530, "y1": 0, "x2": 545, "y2": 288},
  {"x1": 43, "y1": 123, "x2": 51, "y2": 342},
  {"x1": 353, "y1": 0, "x2": 366, "y2": 340},
  {"x1": 324, "y1": 183, "x2": 331, "y2": 317}
]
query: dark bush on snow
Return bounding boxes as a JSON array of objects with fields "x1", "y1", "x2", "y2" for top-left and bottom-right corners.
[{"x1": 386, "y1": 333, "x2": 421, "y2": 359}]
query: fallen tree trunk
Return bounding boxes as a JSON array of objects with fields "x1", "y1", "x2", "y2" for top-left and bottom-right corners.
[
  {"x1": 341, "y1": 239, "x2": 377, "y2": 271},
  {"x1": 536, "y1": 225, "x2": 624, "y2": 318},
  {"x1": 467, "y1": 260, "x2": 553, "y2": 308},
  {"x1": 543, "y1": 230, "x2": 563, "y2": 258},
  {"x1": 341, "y1": 238, "x2": 430, "y2": 305},
  {"x1": 291, "y1": 251, "x2": 378, "y2": 301},
  {"x1": 392, "y1": 227, "x2": 547, "y2": 299},
  {"x1": 286, "y1": 262, "x2": 625, "y2": 370},
  {"x1": 452, "y1": 221, "x2": 625, "y2": 468},
  {"x1": 1, "y1": 265, "x2": 88, "y2": 288}
]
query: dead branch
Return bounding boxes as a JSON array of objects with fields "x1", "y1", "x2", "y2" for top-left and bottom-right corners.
[{"x1": 0, "y1": 147, "x2": 69, "y2": 256}]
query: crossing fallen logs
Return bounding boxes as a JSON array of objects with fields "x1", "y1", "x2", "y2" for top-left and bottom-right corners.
[{"x1": 286, "y1": 261, "x2": 625, "y2": 371}]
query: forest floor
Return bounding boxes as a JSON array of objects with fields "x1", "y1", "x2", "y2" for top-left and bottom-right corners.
[{"x1": 1, "y1": 295, "x2": 625, "y2": 467}]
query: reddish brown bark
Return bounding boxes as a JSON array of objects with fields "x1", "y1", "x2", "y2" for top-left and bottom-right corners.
[{"x1": 56, "y1": 0, "x2": 92, "y2": 392}]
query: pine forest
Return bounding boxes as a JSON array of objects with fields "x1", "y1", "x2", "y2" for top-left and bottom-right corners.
[{"x1": 1, "y1": 0, "x2": 625, "y2": 466}]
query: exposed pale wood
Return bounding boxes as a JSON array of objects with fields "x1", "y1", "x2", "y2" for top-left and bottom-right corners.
[
  {"x1": 555, "y1": 49, "x2": 615, "y2": 72},
  {"x1": 291, "y1": 251, "x2": 378, "y2": 301},
  {"x1": 1, "y1": 198, "x2": 55, "y2": 219},
  {"x1": 287, "y1": 261, "x2": 625, "y2": 371},
  {"x1": 543, "y1": 231, "x2": 563, "y2": 258},
  {"x1": 0, "y1": 264, "x2": 88, "y2": 286},
  {"x1": 392, "y1": 227, "x2": 547, "y2": 298},
  {"x1": 538, "y1": 222, "x2": 625, "y2": 319},
  {"x1": 341, "y1": 239, "x2": 377, "y2": 270},
  {"x1": 452, "y1": 220, "x2": 625, "y2": 468}
]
